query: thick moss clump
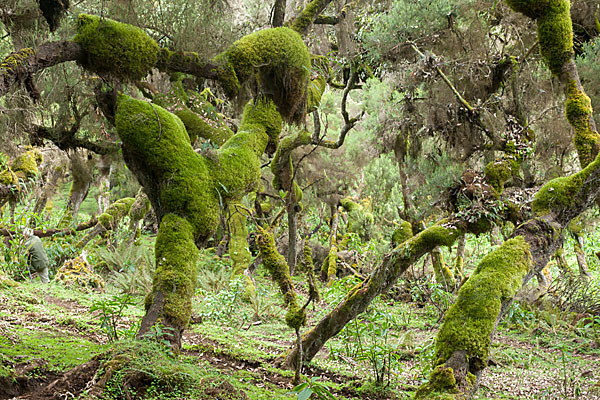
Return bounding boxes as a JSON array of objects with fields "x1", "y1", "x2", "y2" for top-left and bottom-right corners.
[
  {"x1": 152, "y1": 214, "x2": 199, "y2": 329},
  {"x1": 74, "y1": 14, "x2": 159, "y2": 80},
  {"x1": 532, "y1": 154, "x2": 600, "y2": 215},
  {"x1": 484, "y1": 158, "x2": 518, "y2": 195},
  {"x1": 505, "y1": 0, "x2": 572, "y2": 76},
  {"x1": 116, "y1": 94, "x2": 220, "y2": 239},
  {"x1": 11, "y1": 148, "x2": 42, "y2": 179},
  {"x1": 218, "y1": 98, "x2": 282, "y2": 199},
  {"x1": 565, "y1": 81, "x2": 600, "y2": 167},
  {"x1": 98, "y1": 197, "x2": 135, "y2": 230},
  {"x1": 434, "y1": 237, "x2": 531, "y2": 371},
  {"x1": 415, "y1": 365, "x2": 459, "y2": 399},
  {"x1": 391, "y1": 220, "x2": 413, "y2": 247},
  {"x1": 256, "y1": 228, "x2": 305, "y2": 329},
  {"x1": 153, "y1": 81, "x2": 234, "y2": 146},
  {"x1": 214, "y1": 27, "x2": 311, "y2": 123},
  {"x1": 290, "y1": 0, "x2": 330, "y2": 34},
  {"x1": 0, "y1": 168, "x2": 18, "y2": 186}
]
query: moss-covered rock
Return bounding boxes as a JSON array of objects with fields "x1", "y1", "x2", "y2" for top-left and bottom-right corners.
[
  {"x1": 214, "y1": 27, "x2": 311, "y2": 123},
  {"x1": 74, "y1": 14, "x2": 159, "y2": 80},
  {"x1": 56, "y1": 255, "x2": 105, "y2": 289}
]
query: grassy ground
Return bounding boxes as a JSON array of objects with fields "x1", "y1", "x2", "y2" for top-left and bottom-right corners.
[
  {"x1": 1, "y1": 199, "x2": 599, "y2": 399},
  {"x1": 0, "y1": 258, "x2": 598, "y2": 399}
]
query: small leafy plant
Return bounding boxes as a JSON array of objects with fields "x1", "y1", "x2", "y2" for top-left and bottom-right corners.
[
  {"x1": 290, "y1": 377, "x2": 336, "y2": 400},
  {"x1": 90, "y1": 293, "x2": 137, "y2": 342}
]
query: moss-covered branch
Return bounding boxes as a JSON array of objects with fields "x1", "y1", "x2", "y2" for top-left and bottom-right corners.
[
  {"x1": 282, "y1": 221, "x2": 462, "y2": 368},
  {"x1": 256, "y1": 228, "x2": 306, "y2": 330},
  {"x1": 289, "y1": 0, "x2": 334, "y2": 35}
]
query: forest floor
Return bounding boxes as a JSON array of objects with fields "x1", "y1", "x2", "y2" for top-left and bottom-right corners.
[{"x1": 0, "y1": 263, "x2": 599, "y2": 400}]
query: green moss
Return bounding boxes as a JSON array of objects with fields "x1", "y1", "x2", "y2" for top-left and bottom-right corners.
[
  {"x1": 153, "y1": 79, "x2": 234, "y2": 146},
  {"x1": 565, "y1": 81, "x2": 600, "y2": 167},
  {"x1": 434, "y1": 237, "x2": 531, "y2": 369},
  {"x1": 11, "y1": 148, "x2": 42, "y2": 179},
  {"x1": 74, "y1": 14, "x2": 159, "y2": 80},
  {"x1": 228, "y1": 202, "x2": 251, "y2": 277},
  {"x1": 116, "y1": 94, "x2": 220, "y2": 240},
  {"x1": 290, "y1": 0, "x2": 330, "y2": 34},
  {"x1": 98, "y1": 197, "x2": 135, "y2": 230},
  {"x1": 415, "y1": 365, "x2": 458, "y2": 399},
  {"x1": 174, "y1": 109, "x2": 233, "y2": 146},
  {"x1": 326, "y1": 244, "x2": 338, "y2": 284},
  {"x1": 218, "y1": 98, "x2": 282, "y2": 199},
  {"x1": 406, "y1": 224, "x2": 461, "y2": 257},
  {"x1": 128, "y1": 190, "x2": 151, "y2": 221},
  {"x1": 154, "y1": 214, "x2": 199, "y2": 329},
  {"x1": 214, "y1": 27, "x2": 311, "y2": 123},
  {"x1": 0, "y1": 48, "x2": 34, "y2": 73},
  {"x1": 505, "y1": 0, "x2": 572, "y2": 76},
  {"x1": 537, "y1": 1, "x2": 573, "y2": 76},
  {"x1": 432, "y1": 248, "x2": 456, "y2": 290},
  {"x1": 484, "y1": 158, "x2": 518, "y2": 195},
  {"x1": 532, "y1": 154, "x2": 600, "y2": 215},
  {"x1": 256, "y1": 228, "x2": 304, "y2": 329},
  {"x1": 391, "y1": 220, "x2": 413, "y2": 247},
  {"x1": 0, "y1": 167, "x2": 18, "y2": 186},
  {"x1": 340, "y1": 197, "x2": 360, "y2": 212}
]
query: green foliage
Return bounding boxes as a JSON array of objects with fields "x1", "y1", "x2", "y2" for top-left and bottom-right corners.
[
  {"x1": 196, "y1": 276, "x2": 245, "y2": 323},
  {"x1": 334, "y1": 304, "x2": 404, "y2": 386},
  {"x1": 359, "y1": 0, "x2": 467, "y2": 61},
  {"x1": 290, "y1": 377, "x2": 336, "y2": 400},
  {"x1": 98, "y1": 242, "x2": 155, "y2": 296},
  {"x1": 90, "y1": 294, "x2": 137, "y2": 342}
]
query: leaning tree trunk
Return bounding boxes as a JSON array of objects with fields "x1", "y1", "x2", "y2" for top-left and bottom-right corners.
[{"x1": 416, "y1": 0, "x2": 600, "y2": 397}]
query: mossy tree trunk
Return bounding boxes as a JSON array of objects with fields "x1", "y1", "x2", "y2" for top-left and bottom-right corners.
[
  {"x1": 454, "y1": 234, "x2": 466, "y2": 280},
  {"x1": 61, "y1": 150, "x2": 95, "y2": 225},
  {"x1": 416, "y1": 0, "x2": 600, "y2": 397}
]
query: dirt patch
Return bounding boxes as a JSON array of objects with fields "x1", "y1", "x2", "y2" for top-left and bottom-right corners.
[{"x1": 11, "y1": 359, "x2": 100, "y2": 400}]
